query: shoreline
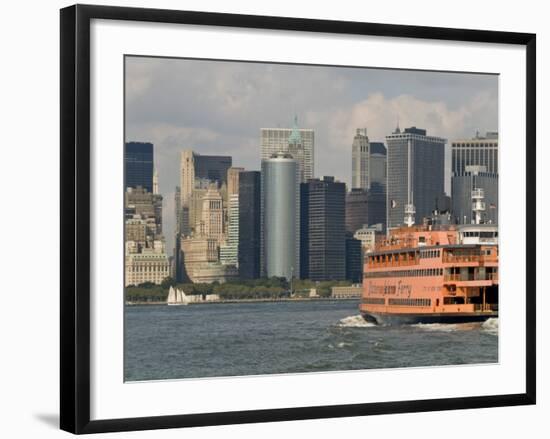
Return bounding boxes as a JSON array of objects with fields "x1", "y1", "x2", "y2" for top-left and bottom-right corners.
[{"x1": 125, "y1": 297, "x2": 360, "y2": 306}]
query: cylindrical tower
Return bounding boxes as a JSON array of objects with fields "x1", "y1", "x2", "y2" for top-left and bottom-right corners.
[{"x1": 261, "y1": 152, "x2": 300, "y2": 281}]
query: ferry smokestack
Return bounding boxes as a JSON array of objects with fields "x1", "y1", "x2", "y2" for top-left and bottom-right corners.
[
  {"x1": 404, "y1": 203, "x2": 416, "y2": 227},
  {"x1": 472, "y1": 188, "x2": 485, "y2": 225}
]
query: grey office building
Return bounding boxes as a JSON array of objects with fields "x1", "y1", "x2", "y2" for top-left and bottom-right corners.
[
  {"x1": 346, "y1": 184, "x2": 387, "y2": 233},
  {"x1": 238, "y1": 171, "x2": 262, "y2": 279},
  {"x1": 345, "y1": 232, "x2": 363, "y2": 284},
  {"x1": 125, "y1": 142, "x2": 154, "y2": 193},
  {"x1": 451, "y1": 132, "x2": 498, "y2": 224},
  {"x1": 452, "y1": 131, "x2": 498, "y2": 175},
  {"x1": 452, "y1": 166, "x2": 498, "y2": 224},
  {"x1": 345, "y1": 188, "x2": 368, "y2": 233},
  {"x1": 386, "y1": 127, "x2": 446, "y2": 228},
  {"x1": 369, "y1": 142, "x2": 387, "y2": 189},
  {"x1": 300, "y1": 176, "x2": 346, "y2": 281},
  {"x1": 366, "y1": 182, "x2": 386, "y2": 229},
  {"x1": 261, "y1": 153, "x2": 300, "y2": 281}
]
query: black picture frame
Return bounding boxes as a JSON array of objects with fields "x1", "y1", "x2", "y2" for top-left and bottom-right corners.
[{"x1": 60, "y1": 4, "x2": 536, "y2": 434}]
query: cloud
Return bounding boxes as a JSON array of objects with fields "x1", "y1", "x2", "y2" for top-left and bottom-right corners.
[
  {"x1": 312, "y1": 91, "x2": 497, "y2": 149},
  {"x1": 124, "y1": 56, "x2": 498, "y2": 251}
]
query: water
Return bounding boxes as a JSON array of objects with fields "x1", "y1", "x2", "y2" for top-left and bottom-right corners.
[{"x1": 124, "y1": 300, "x2": 498, "y2": 382}]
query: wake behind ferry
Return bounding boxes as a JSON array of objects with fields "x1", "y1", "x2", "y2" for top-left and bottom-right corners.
[{"x1": 360, "y1": 196, "x2": 498, "y2": 325}]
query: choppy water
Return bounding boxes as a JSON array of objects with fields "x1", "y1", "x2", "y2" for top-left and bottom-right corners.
[{"x1": 124, "y1": 300, "x2": 498, "y2": 382}]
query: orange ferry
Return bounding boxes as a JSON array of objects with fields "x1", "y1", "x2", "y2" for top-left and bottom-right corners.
[{"x1": 359, "y1": 222, "x2": 498, "y2": 325}]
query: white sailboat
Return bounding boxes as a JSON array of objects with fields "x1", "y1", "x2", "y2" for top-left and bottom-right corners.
[{"x1": 167, "y1": 286, "x2": 189, "y2": 306}]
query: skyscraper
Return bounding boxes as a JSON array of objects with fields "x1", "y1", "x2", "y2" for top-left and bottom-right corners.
[
  {"x1": 198, "y1": 184, "x2": 224, "y2": 241},
  {"x1": 124, "y1": 186, "x2": 163, "y2": 234},
  {"x1": 345, "y1": 184, "x2": 387, "y2": 233},
  {"x1": 227, "y1": 167, "x2": 244, "y2": 198},
  {"x1": 300, "y1": 176, "x2": 346, "y2": 281},
  {"x1": 220, "y1": 194, "x2": 239, "y2": 266},
  {"x1": 173, "y1": 187, "x2": 184, "y2": 281},
  {"x1": 452, "y1": 131, "x2": 498, "y2": 175},
  {"x1": 125, "y1": 142, "x2": 154, "y2": 193},
  {"x1": 345, "y1": 232, "x2": 363, "y2": 284},
  {"x1": 451, "y1": 132, "x2": 498, "y2": 225},
  {"x1": 261, "y1": 152, "x2": 300, "y2": 281},
  {"x1": 452, "y1": 166, "x2": 498, "y2": 225},
  {"x1": 366, "y1": 182, "x2": 386, "y2": 229},
  {"x1": 386, "y1": 126, "x2": 446, "y2": 228},
  {"x1": 369, "y1": 142, "x2": 387, "y2": 189},
  {"x1": 345, "y1": 188, "x2": 369, "y2": 234},
  {"x1": 238, "y1": 171, "x2": 261, "y2": 279},
  {"x1": 261, "y1": 116, "x2": 314, "y2": 182},
  {"x1": 180, "y1": 150, "x2": 232, "y2": 206},
  {"x1": 179, "y1": 150, "x2": 232, "y2": 236},
  {"x1": 351, "y1": 128, "x2": 369, "y2": 189}
]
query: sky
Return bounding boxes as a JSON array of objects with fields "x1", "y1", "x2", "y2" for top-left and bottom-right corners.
[{"x1": 125, "y1": 56, "x2": 498, "y2": 252}]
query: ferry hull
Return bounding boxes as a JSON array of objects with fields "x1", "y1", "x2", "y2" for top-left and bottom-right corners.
[{"x1": 361, "y1": 311, "x2": 497, "y2": 326}]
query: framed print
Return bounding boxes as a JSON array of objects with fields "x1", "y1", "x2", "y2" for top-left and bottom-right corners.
[{"x1": 60, "y1": 4, "x2": 536, "y2": 434}]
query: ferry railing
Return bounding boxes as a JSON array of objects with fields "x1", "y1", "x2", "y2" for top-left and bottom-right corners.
[
  {"x1": 442, "y1": 254, "x2": 498, "y2": 263},
  {"x1": 443, "y1": 255, "x2": 480, "y2": 263},
  {"x1": 473, "y1": 303, "x2": 498, "y2": 312},
  {"x1": 367, "y1": 259, "x2": 420, "y2": 268},
  {"x1": 444, "y1": 273, "x2": 499, "y2": 282}
]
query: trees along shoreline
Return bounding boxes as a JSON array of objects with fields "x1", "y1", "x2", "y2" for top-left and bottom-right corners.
[{"x1": 124, "y1": 277, "x2": 353, "y2": 302}]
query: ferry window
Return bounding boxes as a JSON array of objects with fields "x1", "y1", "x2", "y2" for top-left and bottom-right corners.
[
  {"x1": 419, "y1": 236, "x2": 426, "y2": 243},
  {"x1": 444, "y1": 297, "x2": 465, "y2": 305}
]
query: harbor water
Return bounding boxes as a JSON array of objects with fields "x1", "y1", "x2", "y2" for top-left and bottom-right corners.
[{"x1": 124, "y1": 300, "x2": 498, "y2": 382}]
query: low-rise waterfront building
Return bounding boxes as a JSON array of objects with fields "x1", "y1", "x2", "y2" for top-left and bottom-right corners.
[{"x1": 331, "y1": 284, "x2": 363, "y2": 299}]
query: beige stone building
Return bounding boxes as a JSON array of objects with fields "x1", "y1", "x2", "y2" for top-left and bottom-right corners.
[
  {"x1": 125, "y1": 186, "x2": 163, "y2": 234},
  {"x1": 227, "y1": 167, "x2": 244, "y2": 198},
  {"x1": 125, "y1": 240, "x2": 170, "y2": 286},
  {"x1": 124, "y1": 182, "x2": 169, "y2": 286},
  {"x1": 198, "y1": 185, "x2": 224, "y2": 241},
  {"x1": 188, "y1": 263, "x2": 238, "y2": 284}
]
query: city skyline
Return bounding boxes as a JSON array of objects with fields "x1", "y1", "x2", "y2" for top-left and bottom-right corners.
[{"x1": 125, "y1": 56, "x2": 498, "y2": 252}]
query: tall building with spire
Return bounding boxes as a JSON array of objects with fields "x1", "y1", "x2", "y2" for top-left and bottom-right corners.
[
  {"x1": 351, "y1": 128, "x2": 369, "y2": 189},
  {"x1": 351, "y1": 129, "x2": 387, "y2": 191},
  {"x1": 152, "y1": 168, "x2": 159, "y2": 194},
  {"x1": 260, "y1": 116, "x2": 314, "y2": 182}
]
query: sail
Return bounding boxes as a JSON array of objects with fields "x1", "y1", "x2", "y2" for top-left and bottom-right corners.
[{"x1": 167, "y1": 286, "x2": 176, "y2": 304}]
